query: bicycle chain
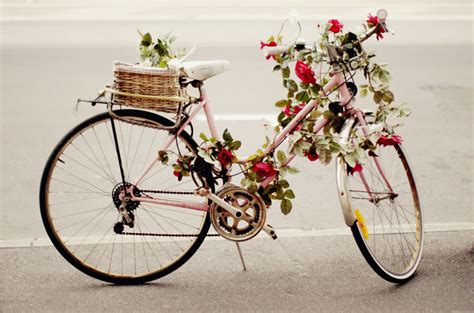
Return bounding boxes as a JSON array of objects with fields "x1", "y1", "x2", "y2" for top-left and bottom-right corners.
[
  {"x1": 121, "y1": 232, "x2": 219, "y2": 237},
  {"x1": 121, "y1": 188, "x2": 220, "y2": 237},
  {"x1": 140, "y1": 189, "x2": 195, "y2": 195}
]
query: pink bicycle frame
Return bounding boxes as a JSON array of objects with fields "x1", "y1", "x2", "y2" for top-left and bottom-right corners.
[{"x1": 128, "y1": 70, "x2": 392, "y2": 211}]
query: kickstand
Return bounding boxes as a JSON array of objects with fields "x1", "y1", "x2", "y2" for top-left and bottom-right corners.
[{"x1": 235, "y1": 242, "x2": 247, "y2": 271}]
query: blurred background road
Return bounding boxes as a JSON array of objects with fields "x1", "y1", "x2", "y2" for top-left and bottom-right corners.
[{"x1": 0, "y1": 1, "x2": 473, "y2": 312}]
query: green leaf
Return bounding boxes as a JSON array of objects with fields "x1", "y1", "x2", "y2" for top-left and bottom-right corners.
[
  {"x1": 277, "y1": 150, "x2": 287, "y2": 163},
  {"x1": 281, "y1": 199, "x2": 293, "y2": 215},
  {"x1": 223, "y1": 129, "x2": 233, "y2": 143},
  {"x1": 284, "y1": 189, "x2": 295, "y2": 199},
  {"x1": 241, "y1": 177, "x2": 251, "y2": 187},
  {"x1": 382, "y1": 90, "x2": 394, "y2": 104},
  {"x1": 247, "y1": 170, "x2": 257, "y2": 181},
  {"x1": 287, "y1": 166, "x2": 300, "y2": 174},
  {"x1": 279, "y1": 179, "x2": 290, "y2": 188},
  {"x1": 373, "y1": 91, "x2": 383, "y2": 104},
  {"x1": 231, "y1": 140, "x2": 242, "y2": 150},
  {"x1": 275, "y1": 99, "x2": 290, "y2": 108},
  {"x1": 287, "y1": 79, "x2": 299, "y2": 93},
  {"x1": 323, "y1": 110, "x2": 335, "y2": 120},
  {"x1": 309, "y1": 84, "x2": 322, "y2": 97},
  {"x1": 248, "y1": 182, "x2": 258, "y2": 194},
  {"x1": 282, "y1": 67, "x2": 290, "y2": 79},
  {"x1": 295, "y1": 91, "x2": 310, "y2": 102},
  {"x1": 273, "y1": 65, "x2": 281, "y2": 71},
  {"x1": 247, "y1": 154, "x2": 259, "y2": 162},
  {"x1": 310, "y1": 110, "x2": 322, "y2": 119},
  {"x1": 318, "y1": 149, "x2": 332, "y2": 165},
  {"x1": 199, "y1": 133, "x2": 208, "y2": 141},
  {"x1": 140, "y1": 32, "x2": 152, "y2": 47}
]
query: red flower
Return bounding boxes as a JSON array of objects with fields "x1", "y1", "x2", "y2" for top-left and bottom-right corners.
[
  {"x1": 283, "y1": 103, "x2": 306, "y2": 117},
  {"x1": 367, "y1": 14, "x2": 378, "y2": 27},
  {"x1": 305, "y1": 150, "x2": 319, "y2": 162},
  {"x1": 350, "y1": 163, "x2": 363, "y2": 176},
  {"x1": 173, "y1": 170, "x2": 183, "y2": 181},
  {"x1": 260, "y1": 40, "x2": 277, "y2": 60},
  {"x1": 377, "y1": 135, "x2": 403, "y2": 147},
  {"x1": 366, "y1": 14, "x2": 385, "y2": 40},
  {"x1": 217, "y1": 148, "x2": 234, "y2": 166},
  {"x1": 328, "y1": 19, "x2": 344, "y2": 33},
  {"x1": 295, "y1": 61, "x2": 316, "y2": 85},
  {"x1": 252, "y1": 162, "x2": 276, "y2": 178}
]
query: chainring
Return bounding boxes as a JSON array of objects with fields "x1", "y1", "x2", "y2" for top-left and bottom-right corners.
[{"x1": 209, "y1": 184, "x2": 266, "y2": 242}]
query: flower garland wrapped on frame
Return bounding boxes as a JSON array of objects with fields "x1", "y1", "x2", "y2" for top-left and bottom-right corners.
[{"x1": 157, "y1": 13, "x2": 410, "y2": 215}]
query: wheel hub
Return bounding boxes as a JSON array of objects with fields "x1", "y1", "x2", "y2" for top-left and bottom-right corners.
[{"x1": 112, "y1": 182, "x2": 141, "y2": 211}]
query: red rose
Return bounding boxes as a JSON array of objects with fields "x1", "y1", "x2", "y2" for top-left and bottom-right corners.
[
  {"x1": 366, "y1": 14, "x2": 385, "y2": 40},
  {"x1": 328, "y1": 19, "x2": 344, "y2": 33},
  {"x1": 304, "y1": 150, "x2": 319, "y2": 162},
  {"x1": 260, "y1": 40, "x2": 277, "y2": 60},
  {"x1": 295, "y1": 61, "x2": 316, "y2": 85},
  {"x1": 377, "y1": 135, "x2": 403, "y2": 147},
  {"x1": 283, "y1": 103, "x2": 306, "y2": 117},
  {"x1": 217, "y1": 148, "x2": 234, "y2": 166},
  {"x1": 252, "y1": 162, "x2": 276, "y2": 178}
]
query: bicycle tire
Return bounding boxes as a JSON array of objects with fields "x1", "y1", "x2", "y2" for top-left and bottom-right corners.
[
  {"x1": 337, "y1": 121, "x2": 424, "y2": 283},
  {"x1": 40, "y1": 109, "x2": 211, "y2": 284}
]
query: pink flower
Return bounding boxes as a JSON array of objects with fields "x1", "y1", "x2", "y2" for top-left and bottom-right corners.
[
  {"x1": 217, "y1": 148, "x2": 234, "y2": 166},
  {"x1": 366, "y1": 14, "x2": 385, "y2": 40},
  {"x1": 377, "y1": 135, "x2": 403, "y2": 147},
  {"x1": 252, "y1": 162, "x2": 276, "y2": 178},
  {"x1": 260, "y1": 40, "x2": 277, "y2": 60},
  {"x1": 295, "y1": 61, "x2": 316, "y2": 85},
  {"x1": 328, "y1": 19, "x2": 344, "y2": 33},
  {"x1": 283, "y1": 103, "x2": 306, "y2": 117}
]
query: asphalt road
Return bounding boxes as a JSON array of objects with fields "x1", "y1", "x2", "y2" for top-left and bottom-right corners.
[
  {"x1": 1, "y1": 231, "x2": 473, "y2": 312},
  {"x1": 0, "y1": 8, "x2": 473, "y2": 312}
]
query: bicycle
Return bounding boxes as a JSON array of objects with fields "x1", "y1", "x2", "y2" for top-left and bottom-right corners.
[{"x1": 39, "y1": 9, "x2": 423, "y2": 285}]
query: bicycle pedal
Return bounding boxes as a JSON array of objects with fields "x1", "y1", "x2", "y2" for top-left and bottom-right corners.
[{"x1": 262, "y1": 224, "x2": 277, "y2": 240}]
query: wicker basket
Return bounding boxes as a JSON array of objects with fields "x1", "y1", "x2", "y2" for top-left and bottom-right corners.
[{"x1": 112, "y1": 61, "x2": 187, "y2": 113}]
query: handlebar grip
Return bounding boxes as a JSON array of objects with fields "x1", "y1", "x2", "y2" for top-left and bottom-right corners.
[{"x1": 262, "y1": 45, "x2": 288, "y2": 58}]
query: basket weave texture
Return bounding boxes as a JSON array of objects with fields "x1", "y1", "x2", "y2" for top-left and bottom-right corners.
[{"x1": 112, "y1": 62, "x2": 185, "y2": 113}]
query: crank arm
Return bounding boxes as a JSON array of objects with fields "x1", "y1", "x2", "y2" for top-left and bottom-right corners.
[
  {"x1": 262, "y1": 224, "x2": 277, "y2": 240},
  {"x1": 206, "y1": 193, "x2": 244, "y2": 218}
]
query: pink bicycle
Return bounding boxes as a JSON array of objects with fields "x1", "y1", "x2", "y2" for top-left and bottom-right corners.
[{"x1": 39, "y1": 9, "x2": 423, "y2": 284}]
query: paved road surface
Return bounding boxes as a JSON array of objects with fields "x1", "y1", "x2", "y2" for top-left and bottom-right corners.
[{"x1": 1, "y1": 231, "x2": 473, "y2": 312}]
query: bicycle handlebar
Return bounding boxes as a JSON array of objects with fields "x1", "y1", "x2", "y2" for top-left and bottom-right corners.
[
  {"x1": 262, "y1": 9, "x2": 390, "y2": 60},
  {"x1": 261, "y1": 45, "x2": 289, "y2": 58}
]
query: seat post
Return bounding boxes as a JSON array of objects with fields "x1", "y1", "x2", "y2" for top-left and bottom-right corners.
[{"x1": 199, "y1": 84, "x2": 220, "y2": 140}]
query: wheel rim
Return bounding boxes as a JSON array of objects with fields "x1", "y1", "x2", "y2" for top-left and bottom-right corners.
[
  {"x1": 42, "y1": 112, "x2": 208, "y2": 281},
  {"x1": 346, "y1": 143, "x2": 423, "y2": 278}
]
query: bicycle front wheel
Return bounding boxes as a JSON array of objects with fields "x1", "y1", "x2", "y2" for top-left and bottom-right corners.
[
  {"x1": 40, "y1": 109, "x2": 210, "y2": 284},
  {"x1": 337, "y1": 122, "x2": 423, "y2": 283}
]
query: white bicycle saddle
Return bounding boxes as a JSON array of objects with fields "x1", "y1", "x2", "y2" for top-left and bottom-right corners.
[{"x1": 180, "y1": 60, "x2": 231, "y2": 81}]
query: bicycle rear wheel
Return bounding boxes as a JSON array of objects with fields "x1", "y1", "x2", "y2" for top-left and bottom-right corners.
[
  {"x1": 337, "y1": 122, "x2": 423, "y2": 283},
  {"x1": 40, "y1": 109, "x2": 210, "y2": 284}
]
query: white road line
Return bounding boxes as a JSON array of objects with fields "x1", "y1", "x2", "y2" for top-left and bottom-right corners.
[{"x1": 0, "y1": 223, "x2": 472, "y2": 248}]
